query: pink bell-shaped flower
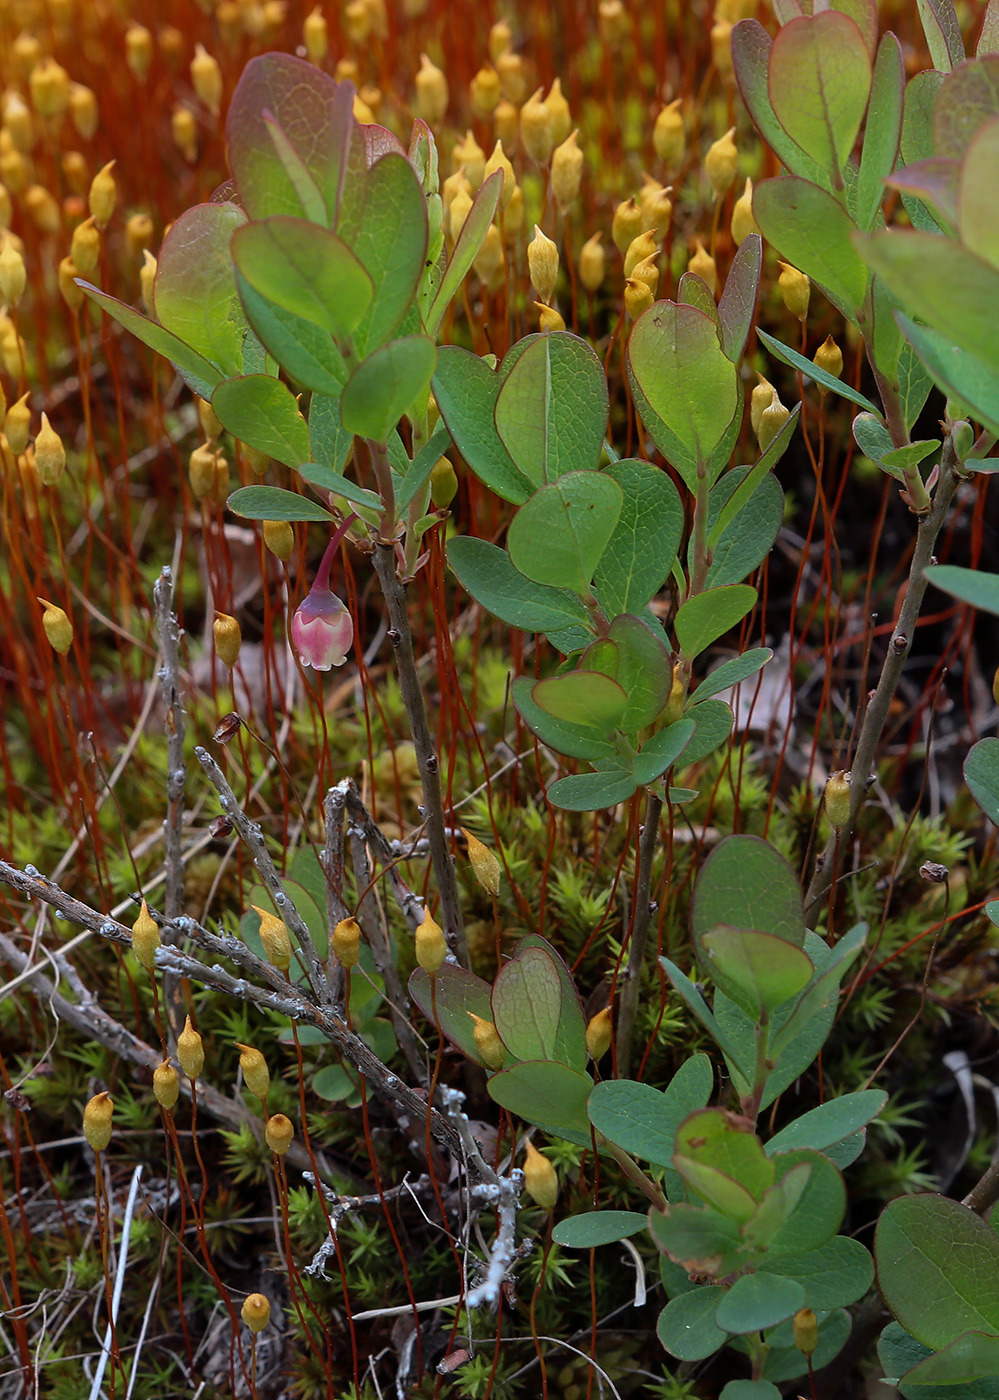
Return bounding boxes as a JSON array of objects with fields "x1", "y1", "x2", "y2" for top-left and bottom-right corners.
[{"x1": 292, "y1": 532, "x2": 354, "y2": 671}]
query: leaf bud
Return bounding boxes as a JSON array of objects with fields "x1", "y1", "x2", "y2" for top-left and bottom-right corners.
[
  {"x1": 470, "y1": 65, "x2": 502, "y2": 118},
  {"x1": 139, "y1": 250, "x2": 157, "y2": 314},
  {"x1": 191, "y1": 45, "x2": 223, "y2": 116},
  {"x1": 612, "y1": 197, "x2": 643, "y2": 256},
  {"x1": 522, "y1": 1137, "x2": 558, "y2": 1210},
  {"x1": 730, "y1": 177, "x2": 760, "y2": 245},
  {"x1": 778, "y1": 261, "x2": 810, "y2": 320},
  {"x1": 235, "y1": 1042, "x2": 270, "y2": 1100},
  {"x1": 177, "y1": 1016, "x2": 205, "y2": 1080},
  {"x1": 653, "y1": 99, "x2": 685, "y2": 169},
  {"x1": 750, "y1": 376, "x2": 776, "y2": 440},
  {"x1": 951, "y1": 419, "x2": 974, "y2": 463},
  {"x1": 0, "y1": 238, "x2": 26, "y2": 306},
  {"x1": 639, "y1": 175, "x2": 673, "y2": 239},
  {"x1": 125, "y1": 24, "x2": 154, "y2": 83},
  {"x1": 188, "y1": 443, "x2": 220, "y2": 500},
  {"x1": 711, "y1": 16, "x2": 735, "y2": 79},
  {"x1": 303, "y1": 6, "x2": 328, "y2": 63},
  {"x1": 415, "y1": 907, "x2": 447, "y2": 974},
  {"x1": 824, "y1": 771, "x2": 851, "y2": 830},
  {"x1": 551, "y1": 130, "x2": 583, "y2": 214},
  {"x1": 29, "y1": 57, "x2": 70, "y2": 122},
  {"x1": 252, "y1": 905, "x2": 292, "y2": 971},
  {"x1": 172, "y1": 105, "x2": 198, "y2": 162},
  {"x1": 37, "y1": 597, "x2": 73, "y2": 655},
  {"x1": 241, "y1": 1293, "x2": 271, "y2": 1333},
  {"x1": 484, "y1": 140, "x2": 515, "y2": 210},
  {"x1": 131, "y1": 900, "x2": 160, "y2": 971},
  {"x1": 452, "y1": 130, "x2": 485, "y2": 192},
  {"x1": 687, "y1": 238, "x2": 717, "y2": 296},
  {"x1": 263, "y1": 519, "x2": 295, "y2": 560},
  {"x1": 473, "y1": 222, "x2": 505, "y2": 288},
  {"x1": 468, "y1": 1012, "x2": 506, "y2": 1070},
  {"x1": 536, "y1": 301, "x2": 566, "y2": 332},
  {"x1": 579, "y1": 232, "x2": 605, "y2": 293},
  {"x1": 624, "y1": 228, "x2": 657, "y2": 279},
  {"x1": 332, "y1": 917, "x2": 361, "y2": 969},
  {"x1": 5, "y1": 394, "x2": 31, "y2": 456},
  {"x1": 153, "y1": 1060, "x2": 179, "y2": 1111},
  {"x1": 813, "y1": 335, "x2": 843, "y2": 382},
  {"x1": 70, "y1": 216, "x2": 100, "y2": 276},
  {"x1": 497, "y1": 50, "x2": 527, "y2": 104},
  {"x1": 25, "y1": 184, "x2": 61, "y2": 234},
  {"x1": 520, "y1": 88, "x2": 553, "y2": 166},
  {"x1": 490, "y1": 18, "x2": 513, "y2": 61},
  {"x1": 793, "y1": 1307, "x2": 818, "y2": 1357},
  {"x1": 265, "y1": 1113, "x2": 294, "y2": 1154},
  {"x1": 430, "y1": 455, "x2": 459, "y2": 507},
  {"x1": 624, "y1": 276, "x2": 654, "y2": 320},
  {"x1": 83, "y1": 1091, "x2": 113, "y2": 1152},
  {"x1": 758, "y1": 392, "x2": 790, "y2": 452},
  {"x1": 630, "y1": 254, "x2": 660, "y2": 299},
  {"x1": 34, "y1": 413, "x2": 66, "y2": 485},
  {"x1": 585, "y1": 1006, "x2": 612, "y2": 1061},
  {"x1": 494, "y1": 98, "x2": 519, "y2": 150},
  {"x1": 544, "y1": 77, "x2": 571, "y2": 146},
  {"x1": 528, "y1": 225, "x2": 559, "y2": 304},
  {"x1": 462, "y1": 828, "x2": 501, "y2": 896},
  {"x1": 705, "y1": 126, "x2": 738, "y2": 199},
  {"x1": 502, "y1": 184, "x2": 524, "y2": 240},
  {"x1": 88, "y1": 161, "x2": 116, "y2": 230},
  {"x1": 416, "y1": 54, "x2": 448, "y2": 126}
]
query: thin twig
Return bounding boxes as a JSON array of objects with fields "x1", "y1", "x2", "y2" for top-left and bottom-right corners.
[
  {"x1": 615, "y1": 792, "x2": 663, "y2": 1075},
  {"x1": 153, "y1": 568, "x2": 186, "y2": 923}
]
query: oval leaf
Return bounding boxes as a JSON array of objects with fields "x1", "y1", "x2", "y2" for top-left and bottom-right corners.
[
  {"x1": 494, "y1": 332, "x2": 609, "y2": 486},
  {"x1": 769, "y1": 13, "x2": 872, "y2": 179},
  {"x1": 553, "y1": 1211, "x2": 649, "y2": 1248},
  {"x1": 227, "y1": 485, "x2": 335, "y2": 522},
  {"x1": 491, "y1": 947, "x2": 562, "y2": 1063},
  {"x1": 674, "y1": 585, "x2": 757, "y2": 662},
  {"x1": 340, "y1": 335, "x2": 437, "y2": 445},
  {"x1": 231, "y1": 217, "x2": 373, "y2": 342},
  {"x1": 507, "y1": 472, "x2": 623, "y2": 594},
  {"x1": 211, "y1": 375, "x2": 311, "y2": 467}
]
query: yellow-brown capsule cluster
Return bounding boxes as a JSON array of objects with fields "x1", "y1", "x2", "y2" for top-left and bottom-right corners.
[
  {"x1": 153, "y1": 1060, "x2": 180, "y2": 1111},
  {"x1": 177, "y1": 1015, "x2": 205, "y2": 1080},
  {"x1": 705, "y1": 126, "x2": 738, "y2": 199},
  {"x1": 415, "y1": 907, "x2": 447, "y2": 973},
  {"x1": 331, "y1": 916, "x2": 361, "y2": 969},
  {"x1": 813, "y1": 335, "x2": 844, "y2": 382},
  {"x1": 653, "y1": 99, "x2": 685, "y2": 170},
  {"x1": 235, "y1": 1043, "x2": 270, "y2": 1100},
  {"x1": 528, "y1": 225, "x2": 559, "y2": 305},
  {"x1": 415, "y1": 54, "x2": 448, "y2": 126},
  {"x1": 83, "y1": 1091, "x2": 114, "y2": 1152},
  {"x1": 37, "y1": 598, "x2": 73, "y2": 655},
  {"x1": 265, "y1": 1113, "x2": 294, "y2": 1154},
  {"x1": 252, "y1": 905, "x2": 292, "y2": 972},
  {"x1": 520, "y1": 87, "x2": 553, "y2": 165},
  {"x1": 213, "y1": 612, "x2": 242, "y2": 669},
  {"x1": 241, "y1": 1293, "x2": 271, "y2": 1333},
  {"x1": 793, "y1": 1307, "x2": 819, "y2": 1357},
  {"x1": 579, "y1": 233, "x2": 605, "y2": 293},
  {"x1": 778, "y1": 262, "x2": 810, "y2": 320},
  {"x1": 730, "y1": 178, "x2": 759, "y2": 245},
  {"x1": 34, "y1": 415, "x2": 66, "y2": 485},
  {"x1": 263, "y1": 519, "x2": 294, "y2": 561},
  {"x1": 522, "y1": 1137, "x2": 558, "y2": 1210},
  {"x1": 585, "y1": 1007, "x2": 613, "y2": 1061},
  {"x1": 88, "y1": 160, "x2": 116, "y2": 230}
]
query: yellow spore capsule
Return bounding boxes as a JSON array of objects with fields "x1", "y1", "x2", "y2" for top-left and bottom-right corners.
[
  {"x1": 653, "y1": 99, "x2": 685, "y2": 169},
  {"x1": 705, "y1": 126, "x2": 738, "y2": 199},
  {"x1": 494, "y1": 98, "x2": 519, "y2": 150},
  {"x1": 468, "y1": 1012, "x2": 506, "y2": 1070},
  {"x1": 191, "y1": 44, "x2": 223, "y2": 116},
  {"x1": 623, "y1": 229, "x2": 657, "y2": 280},
  {"x1": 263, "y1": 519, "x2": 294, "y2": 560},
  {"x1": 131, "y1": 900, "x2": 160, "y2": 971},
  {"x1": 470, "y1": 65, "x2": 501, "y2": 118},
  {"x1": 520, "y1": 87, "x2": 553, "y2": 165},
  {"x1": 172, "y1": 105, "x2": 198, "y2": 161},
  {"x1": 213, "y1": 612, "x2": 242, "y2": 668},
  {"x1": 24, "y1": 184, "x2": 61, "y2": 234},
  {"x1": 489, "y1": 19, "x2": 512, "y2": 62},
  {"x1": 544, "y1": 77, "x2": 571, "y2": 146},
  {"x1": 730, "y1": 177, "x2": 759, "y2": 245},
  {"x1": 630, "y1": 253, "x2": 659, "y2": 299},
  {"x1": 69, "y1": 84, "x2": 98, "y2": 140},
  {"x1": 265, "y1": 1113, "x2": 294, "y2": 1154},
  {"x1": 196, "y1": 396, "x2": 221, "y2": 441},
  {"x1": 5, "y1": 394, "x2": 31, "y2": 456},
  {"x1": 750, "y1": 375, "x2": 776, "y2": 440},
  {"x1": 415, "y1": 53, "x2": 448, "y2": 126},
  {"x1": 29, "y1": 57, "x2": 70, "y2": 122},
  {"x1": 483, "y1": 140, "x2": 515, "y2": 211},
  {"x1": 452, "y1": 130, "x2": 485, "y2": 192},
  {"x1": 415, "y1": 907, "x2": 447, "y2": 974},
  {"x1": 778, "y1": 261, "x2": 810, "y2": 320},
  {"x1": 125, "y1": 212, "x2": 154, "y2": 260},
  {"x1": 758, "y1": 392, "x2": 791, "y2": 452},
  {"x1": 585, "y1": 1006, "x2": 612, "y2": 1061},
  {"x1": 153, "y1": 1061, "x2": 179, "y2": 1111},
  {"x1": 70, "y1": 216, "x2": 99, "y2": 276},
  {"x1": 0, "y1": 238, "x2": 26, "y2": 306},
  {"x1": 430, "y1": 456, "x2": 459, "y2": 507},
  {"x1": 824, "y1": 771, "x2": 851, "y2": 830},
  {"x1": 497, "y1": 50, "x2": 527, "y2": 104},
  {"x1": 303, "y1": 7, "x2": 328, "y2": 64},
  {"x1": 188, "y1": 443, "x2": 219, "y2": 500},
  {"x1": 551, "y1": 130, "x2": 583, "y2": 214},
  {"x1": 687, "y1": 238, "x2": 718, "y2": 296},
  {"x1": 59, "y1": 256, "x2": 84, "y2": 312},
  {"x1": 34, "y1": 414, "x2": 66, "y2": 486},
  {"x1": 139, "y1": 250, "x2": 157, "y2": 314},
  {"x1": 598, "y1": 0, "x2": 630, "y2": 43},
  {"x1": 612, "y1": 197, "x2": 643, "y2": 257},
  {"x1": 88, "y1": 160, "x2": 116, "y2": 230},
  {"x1": 503, "y1": 184, "x2": 524, "y2": 240},
  {"x1": 331, "y1": 917, "x2": 361, "y2": 969},
  {"x1": 462, "y1": 828, "x2": 501, "y2": 896},
  {"x1": 639, "y1": 176, "x2": 673, "y2": 240},
  {"x1": 813, "y1": 335, "x2": 844, "y2": 382},
  {"x1": 528, "y1": 225, "x2": 559, "y2": 304},
  {"x1": 794, "y1": 1308, "x2": 819, "y2": 1357},
  {"x1": 234, "y1": 1043, "x2": 270, "y2": 1100},
  {"x1": 712, "y1": 17, "x2": 735, "y2": 79},
  {"x1": 177, "y1": 1015, "x2": 205, "y2": 1080},
  {"x1": 37, "y1": 597, "x2": 73, "y2": 655},
  {"x1": 522, "y1": 1137, "x2": 558, "y2": 1210},
  {"x1": 83, "y1": 1092, "x2": 113, "y2": 1152},
  {"x1": 579, "y1": 232, "x2": 605, "y2": 293},
  {"x1": 125, "y1": 24, "x2": 153, "y2": 83},
  {"x1": 536, "y1": 301, "x2": 565, "y2": 332},
  {"x1": 449, "y1": 185, "x2": 473, "y2": 243},
  {"x1": 241, "y1": 1293, "x2": 271, "y2": 1333},
  {"x1": 62, "y1": 151, "x2": 88, "y2": 195},
  {"x1": 624, "y1": 276, "x2": 654, "y2": 320},
  {"x1": 3, "y1": 93, "x2": 35, "y2": 154},
  {"x1": 252, "y1": 905, "x2": 292, "y2": 972}
]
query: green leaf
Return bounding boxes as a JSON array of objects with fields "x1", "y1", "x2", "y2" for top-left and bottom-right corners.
[
  {"x1": 552, "y1": 1211, "x2": 649, "y2": 1248},
  {"x1": 340, "y1": 336, "x2": 436, "y2": 445},
  {"x1": 876, "y1": 1194, "x2": 999, "y2": 1348},
  {"x1": 754, "y1": 177, "x2": 869, "y2": 322},
  {"x1": 732, "y1": 20, "x2": 830, "y2": 189},
  {"x1": 718, "y1": 234, "x2": 762, "y2": 363},
  {"x1": 767, "y1": 1149, "x2": 846, "y2": 1255},
  {"x1": 350, "y1": 153, "x2": 428, "y2": 354},
  {"x1": 769, "y1": 922, "x2": 867, "y2": 1059},
  {"x1": 925, "y1": 564, "x2": 999, "y2": 616},
  {"x1": 231, "y1": 218, "x2": 372, "y2": 342},
  {"x1": 606, "y1": 614, "x2": 675, "y2": 734},
  {"x1": 408, "y1": 963, "x2": 495, "y2": 1067},
  {"x1": 757, "y1": 328, "x2": 879, "y2": 412},
  {"x1": 716, "y1": 1273, "x2": 806, "y2": 1335},
  {"x1": 706, "y1": 409, "x2": 798, "y2": 554},
  {"x1": 766, "y1": 1090, "x2": 886, "y2": 1156},
  {"x1": 154, "y1": 203, "x2": 249, "y2": 376},
  {"x1": 486, "y1": 1060, "x2": 594, "y2": 1145},
  {"x1": 393, "y1": 424, "x2": 452, "y2": 514},
  {"x1": 679, "y1": 698, "x2": 735, "y2": 768},
  {"x1": 226, "y1": 53, "x2": 352, "y2": 223},
  {"x1": 769, "y1": 12, "x2": 872, "y2": 181},
  {"x1": 855, "y1": 34, "x2": 904, "y2": 232},
  {"x1": 448, "y1": 538, "x2": 590, "y2": 636},
  {"x1": 700, "y1": 926, "x2": 814, "y2": 1018},
  {"x1": 934, "y1": 55, "x2": 999, "y2": 159},
  {"x1": 897, "y1": 342, "x2": 934, "y2": 432},
  {"x1": 965, "y1": 738, "x2": 999, "y2": 825},
  {"x1": 904, "y1": 1332, "x2": 999, "y2": 1386},
  {"x1": 511, "y1": 676, "x2": 616, "y2": 761},
  {"x1": 533, "y1": 670, "x2": 628, "y2": 732},
  {"x1": 758, "y1": 1236, "x2": 874, "y2": 1310},
  {"x1": 308, "y1": 392, "x2": 352, "y2": 476},
  {"x1": 691, "y1": 649, "x2": 773, "y2": 704},
  {"x1": 491, "y1": 947, "x2": 562, "y2": 1062},
  {"x1": 295, "y1": 464, "x2": 383, "y2": 512},
  {"x1": 676, "y1": 1108, "x2": 774, "y2": 1198},
  {"x1": 227, "y1": 485, "x2": 335, "y2": 522},
  {"x1": 650, "y1": 1202, "x2": 747, "y2": 1279},
  {"x1": 762, "y1": 1308, "x2": 852, "y2": 1381},
  {"x1": 236, "y1": 271, "x2": 347, "y2": 395},
  {"x1": 78, "y1": 281, "x2": 223, "y2": 399},
  {"x1": 633, "y1": 718, "x2": 696, "y2": 786},
  {"x1": 507, "y1": 472, "x2": 623, "y2": 594},
  {"x1": 426, "y1": 170, "x2": 502, "y2": 336},
  {"x1": 916, "y1": 0, "x2": 966, "y2": 72},
  {"x1": 592, "y1": 459, "x2": 683, "y2": 615},
  {"x1": 705, "y1": 467, "x2": 785, "y2": 588},
  {"x1": 588, "y1": 1054, "x2": 714, "y2": 1199},
  {"x1": 515, "y1": 934, "x2": 587, "y2": 1071},
  {"x1": 721, "y1": 1384, "x2": 781, "y2": 1400},
  {"x1": 546, "y1": 766, "x2": 638, "y2": 812},
  {"x1": 493, "y1": 332, "x2": 608, "y2": 486},
  {"x1": 627, "y1": 302, "x2": 740, "y2": 491},
  {"x1": 960, "y1": 118, "x2": 999, "y2": 268},
  {"x1": 211, "y1": 375, "x2": 311, "y2": 467},
  {"x1": 661, "y1": 960, "x2": 753, "y2": 1083},
  {"x1": 432, "y1": 346, "x2": 534, "y2": 504},
  {"x1": 896, "y1": 315, "x2": 999, "y2": 439},
  {"x1": 859, "y1": 231, "x2": 999, "y2": 374},
  {"x1": 657, "y1": 1288, "x2": 731, "y2": 1361},
  {"x1": 675, "y1": 585, "x2": 757, "y2": 662}
]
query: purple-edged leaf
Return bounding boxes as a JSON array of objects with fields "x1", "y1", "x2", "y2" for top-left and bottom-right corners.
[
  {"x1": 226, "y1": 53, "x2": 353, "y2": 223},
  {"x1": 677, "y1": 272, "x2": 721, "y2": 329},
  {"x1": 769, "y1": 13, "x2": 872, "y2": 180},
  {"x1": 432, "y1": 346, "x2": 534, "y2": 504},
  {"x1": 753, "y1": 177, "x2": 869, "y2": 321},
  {"x1": 732, "y1": 20, "x2": 828, "y2": 189},
  {"x1": 674, "y1": 585, "x2": 757, "y2": 663},
  {"x1": 231, "y1": 217, "x2": 372, "y2": 341},
  {"x1": 902, "y1": 1331, "x2": 999, "y2": 1386},
  {"x1": 593, "y1": 459, "x2": 684, "y2": 615},
  {"x1": 408, "y1": 963, "x2": 495, "y2": 1067},
  {"x1": 960, "y1": 116, "x2": 999, "y2": 266},
  {"x1": 486, "y1": 1060, "x2": 594, "y2": 1144},
  {"x1": 426, "y1": 169, "x2": 502, "y2": 337},
  {"x1": 717, "y1": 233, "x2": 761, "y2": 362},
  {"x1": 701, "y1": 925, "x2": 813, "y2": 1019},
  {"x1": 896, "y1": 316, "x2": 999, "y2": 438},
  {"x1": 78, "y1": 281, "x2": 222, "y2": 398},
  {"x1": 916, "y1": 0, "x2": 965, "y2": 72},
  {"x1": 855, "y1": 33, "x2": 904, "y2": 232},
  {"x1": 980, "y1": 0, "x2": 999, "y2": 54},
  {"x1": 827, "y1": 0, "x2": 878, "y2": 58},
  {"x1": 350, "y1": 153, "x2": 428, "y2": 354},
  {"x1": 211, "y1": 375, "x2": 311, "y2": 467},
  {"x1": 154, "y1": 203, "x2": 249, "y2": 376},
  {"x1": 933, "y1": 55, "x2": 999, "y2": 158},
  {"x1": 887, "y1": 157, "x2": 960, "y2": 230}
]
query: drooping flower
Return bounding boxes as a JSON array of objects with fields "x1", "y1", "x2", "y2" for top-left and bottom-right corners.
[{"x1": 292, "y1": 531, "x2": 354, "y2": 671}]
